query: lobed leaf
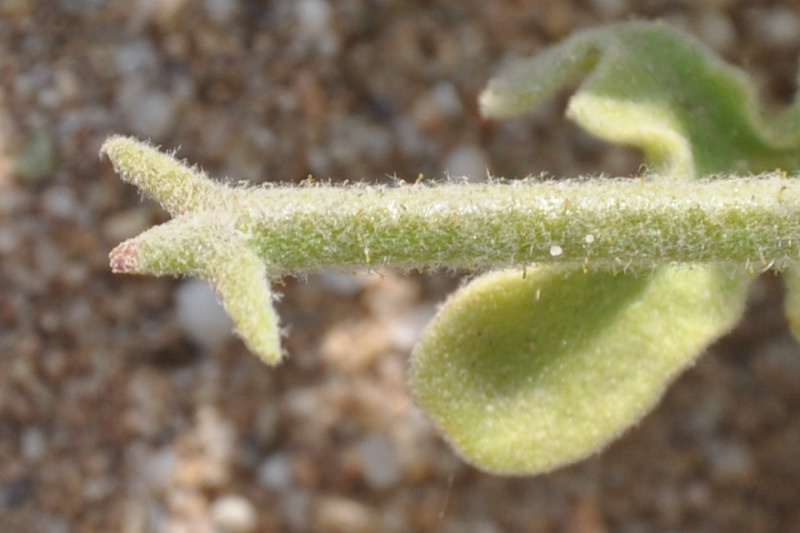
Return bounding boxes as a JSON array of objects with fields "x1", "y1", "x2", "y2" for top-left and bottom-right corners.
[
  {"x1": 412, "y1": 265, "x2": 750, "y2": 473},
  {"x1": 480, "y1": 21, "x2": 800, "y2": 178}
]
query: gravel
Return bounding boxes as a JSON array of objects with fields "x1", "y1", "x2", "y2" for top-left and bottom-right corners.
[{"x1": 2, "y1": 2, "x2": 800, "y2": 532}]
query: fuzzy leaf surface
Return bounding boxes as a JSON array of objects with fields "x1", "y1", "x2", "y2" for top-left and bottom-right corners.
[
  {"x1": 481, "y1": 21, "x2": 800, "y2": 178},
  {"x1": 413, "y1": 265, "x2": 750, "y2": 473}
]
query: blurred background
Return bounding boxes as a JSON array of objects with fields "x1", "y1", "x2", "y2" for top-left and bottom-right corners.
[{"x1": 2, "y1": 1, "x2": 800, "y2": 531}]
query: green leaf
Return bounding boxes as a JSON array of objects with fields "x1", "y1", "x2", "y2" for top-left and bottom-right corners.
[
  {"x1": 109, "y1": 216, "x2": 283, "y2": 364},
  {"x1": 480, "y1": 21, "x2": 800, "y2": 177},
  {"x1": 412, "y1": 265, "x2": 750, "y2": 474},
  {"x1": 102, "y1": 135, "x2": 224, "y2": 216}
]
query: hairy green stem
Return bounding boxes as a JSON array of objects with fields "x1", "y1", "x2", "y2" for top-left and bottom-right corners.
[
  {"x1": 235, "y1": 176, "x2": 800, "y2": 273},
  {"x1": 104, "y1": 136, "x2": 800, "y2": 365},
  {"x1": 109, "y1": 137, "x2": 800, "y2": 276}
]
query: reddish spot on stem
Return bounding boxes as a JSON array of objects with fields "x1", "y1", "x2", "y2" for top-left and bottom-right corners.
[{"x1": 109, "y1": 240, "x2": 141, "y2": 273}]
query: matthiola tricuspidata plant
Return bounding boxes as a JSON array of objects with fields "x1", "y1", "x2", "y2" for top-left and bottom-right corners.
[{"x1": 104, "y1": 21, "x2": 800, "y2": 475}]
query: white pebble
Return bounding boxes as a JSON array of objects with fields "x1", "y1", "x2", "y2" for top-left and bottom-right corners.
[
  {"x1": 174, "y1": 279, "x2": 232, "y2": 349},
  {"x1": 329, "y1": 118, "x2": 392, "y2": 163},
  {"x1": 443, "y1": 145, "x2": 487, "y2": 182},
  {"x1": 117, "y1": 81, "x2": 177, "y2": 137},
  {"x1": 395, "y1": 117, "x2": 433, "y2": 159},
  {"x1": 317, "y1": 271, "x2": 369, "y2": 296},
  {"x1": 314, "y1": 496, "x2": 377, "y2": 533},
  {"x1": 294, "y1": 0, "x2": 338, "y2": 55},
  {"x1": 549, "y1": 244, "x2": 563, "y2": 257},
  {"x1": 205, "y1": 0, "x2": 238, "y2": 23},
  {"x1": 114, "y1": 41, "x2": 158, "y2": 75},
  {"x1": 257, "y1": 453, "x2": 293, "y2": 489},
  {"x1": 139, "y1": 446, "x2": 177, "y2": 491},
  {"x1": 42, "y1": 185, "x2": 79, "y2": 219},
  {"x1": 754, "y1": 7, "x2": 800, "y2": 47},
  {"x1": 210, "y1": 495, "x2": 258, "y2": 533},
  {"x1": 695, "y1": 12, "x2": 736, "y2": 53},
  {"x1": 20, "y1": 427, "x2": 46, "y2": 462},
  {"x1": 389, "y1": 305, "x2": 436, "y2": 353},
  {"x1": 358, "y1": 433, "x2": 400, "y2": 490},
  {"x1": 429, "y1": 82, "x2": 462, "y2": 117},
  {"x1": 295, "y1": 0, "x2": 331, "y2": 34}
]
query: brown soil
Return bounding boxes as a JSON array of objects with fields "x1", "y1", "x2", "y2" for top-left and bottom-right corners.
[{"x1": 2, "y1": 2, "x2": 800, "y2": 532}]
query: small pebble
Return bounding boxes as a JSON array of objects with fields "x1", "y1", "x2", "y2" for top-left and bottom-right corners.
[
  {"x1": 707, "y1": 439, "x2": 754, "y2": 483},
  {"x1": 257, "y1": 453, "x2": 293, "y2": 490},
  {"x1": 20, "y1": 427, "x2": 46, "y2": 463},
  {"x1": 388, "y1": 305, "x2": 436, "y2": 353},
  {"x1": 42, "y1": 185, "x2": 79, "y2": 219},
  {"x1": 358, "y1": 433, "x2": 400, "y2": 490},
  {"x1": 328, "y1": 118, "x2": 393, "y2": 165},
  {"x1": 412, "y1": 83, "x2": 462, "y2": 132},
  {"x1": 192, "y1": 405, "x2": 236, "y2": 487},
  {"x1": 317, "y1": 271, "x2": 369, "y2": 296},
  {"x1": 753, "y1": 7, "x2": 800, "y2": 48},
  {"x1": 210, "y1": 495, "x2": 258, "y2": 533},
  {"x1": 429, "y1": 82, "x2": 462, "y2": 118},
  {"x1": 314, "y1": 495, "x2": 378, "y2": 533},
  {"x1": 294, "y1": 0, "x2": 338, "y2": 55},
  {"x1": 295, "y1": 0, "x2": 331, "y2": 34},
  {"x1": 117, "y1": 81, "x2": 178, "y2": 138},
  {"x1": 695, "y1": 11, "x2": 736, "y2": 53},
  {"x1": 174, "y1": 279, "x2": 232, "y2": 350},
  {"x1": 139, "y1": 446, "x2": 177, "y2": 492},
  {"x1": 204, "y1": 0, "x2": 238, "y2": 23},
  {"x1": 114, "y1": 41, "x2": 159, "y2": 75},
  {"x1": 443, "y1": 145, "x2": 487, "y2": 182}
]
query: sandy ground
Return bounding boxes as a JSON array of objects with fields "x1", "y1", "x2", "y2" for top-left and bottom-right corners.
[{"x1": 2, "y1": 1, "x2": 800, "y2": 532}]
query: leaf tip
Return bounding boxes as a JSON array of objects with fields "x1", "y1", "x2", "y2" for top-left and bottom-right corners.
[{"x1": 109, "y1": 239, "x2": 142, "y2": 274}]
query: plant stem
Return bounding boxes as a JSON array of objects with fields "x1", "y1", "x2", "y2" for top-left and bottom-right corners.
[
  {"x1": 239, "y1": 177, "x2": 800, "y2": 273},
  {"x1": 105, "y1": 137, "x2": 800, "y2": 277}
]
